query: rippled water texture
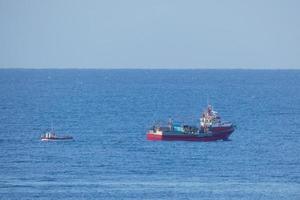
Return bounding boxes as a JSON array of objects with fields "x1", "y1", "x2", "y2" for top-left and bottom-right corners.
[{"x1": 0, "y1": 69, "x2": 299, "y2": 199}]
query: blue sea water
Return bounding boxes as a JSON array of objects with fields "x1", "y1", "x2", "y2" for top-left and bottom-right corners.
[{"x1": 0, "y1": 69, "x2": 299, "y2": 200}]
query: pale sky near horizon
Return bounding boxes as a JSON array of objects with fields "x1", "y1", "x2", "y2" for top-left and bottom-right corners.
[{"x1": 0, "y1": 0, "x2": 299, "y2": 69}]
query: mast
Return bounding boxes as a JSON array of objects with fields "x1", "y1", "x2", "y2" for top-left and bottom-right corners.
[
  {"x1": 207, "y1": 95, "x2": 209, "y2": 107},
  {"x1": 51, "y1": 121, "x2": 54, "y2": 134}
]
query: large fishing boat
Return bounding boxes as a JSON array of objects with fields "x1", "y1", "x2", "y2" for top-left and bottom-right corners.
[{"x1": 147, "y1": 105, "x2": 235, "y2": 142}]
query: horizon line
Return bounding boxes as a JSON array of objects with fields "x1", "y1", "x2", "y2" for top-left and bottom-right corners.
[{"x1": 0, "y1": 67, "x2": 299, "y2": 70}]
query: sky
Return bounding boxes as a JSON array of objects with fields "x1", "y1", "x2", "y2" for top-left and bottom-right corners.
[{"x1": 0, "y1": 0, "x2": 299, "y2": 69}]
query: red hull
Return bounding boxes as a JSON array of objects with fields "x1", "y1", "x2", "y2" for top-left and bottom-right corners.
[{"x1": 147, "y1": 130, "x2": 233, "y2": 142}]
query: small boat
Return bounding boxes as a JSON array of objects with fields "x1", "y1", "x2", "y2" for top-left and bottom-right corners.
[
  {"x1": 41, "y1": 129, "x2": 73, "y2": 141},
  {"x1": 147, "y1": 104, "x2": 235, "y2": 142}
]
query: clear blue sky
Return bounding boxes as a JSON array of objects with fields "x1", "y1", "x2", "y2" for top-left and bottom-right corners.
[{"x1": 0, "y1": 0, "x2": 299, "y2": 69}]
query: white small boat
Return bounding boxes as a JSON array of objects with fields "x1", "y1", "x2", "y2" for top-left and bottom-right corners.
[{"x1": 41, "y1": 130, "x2": 73, "y2": 141}]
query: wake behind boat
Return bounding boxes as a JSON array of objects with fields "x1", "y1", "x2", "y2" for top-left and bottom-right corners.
[
  {"x1": 41, "y1": 129, "x2": 73, "y2": 141},
  {"x1": 147, "y1": 104, "x2": 235, "y2": 142}
]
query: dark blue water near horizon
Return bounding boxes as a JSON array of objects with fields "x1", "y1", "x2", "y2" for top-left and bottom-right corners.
[{"x1": 0, "y1": 69, "x2": 299, "y2": 199}]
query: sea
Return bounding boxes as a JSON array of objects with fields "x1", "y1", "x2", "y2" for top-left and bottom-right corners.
[{"x1": 0, "y1": 69, "x2": 299, "y2": 200}]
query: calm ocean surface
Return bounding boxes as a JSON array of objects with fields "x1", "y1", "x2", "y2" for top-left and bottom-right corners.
[{"x1": 0, "y1": 69, "x2": 299, "y2": 199}]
